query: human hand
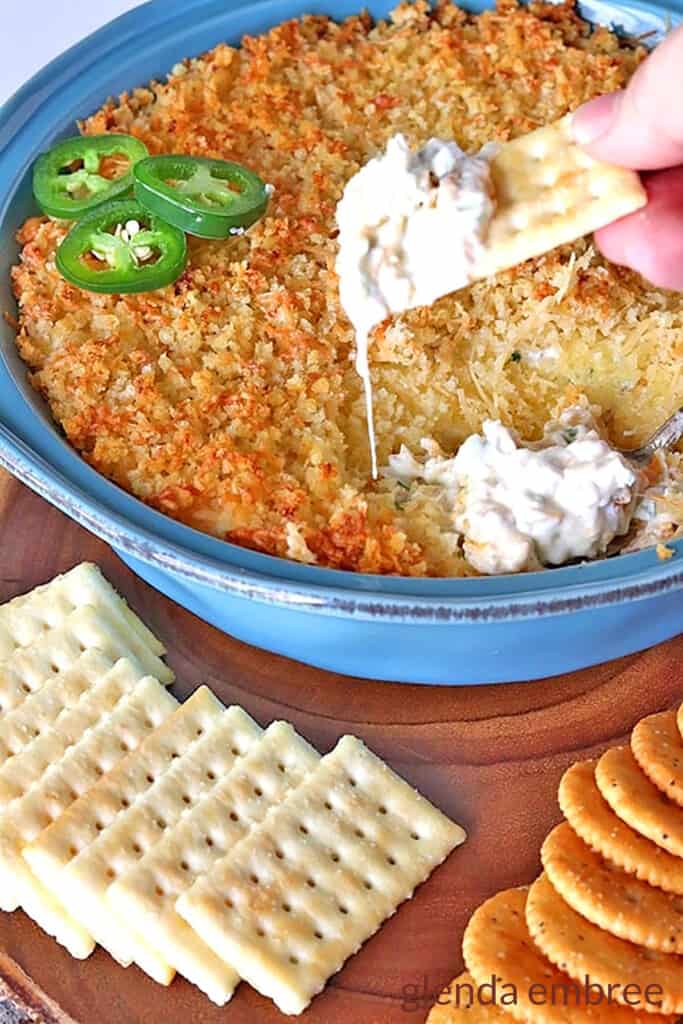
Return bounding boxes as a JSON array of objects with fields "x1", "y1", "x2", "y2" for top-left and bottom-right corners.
[{"x1": 572, "y1": 25, "x2": 683, "y2": 290}]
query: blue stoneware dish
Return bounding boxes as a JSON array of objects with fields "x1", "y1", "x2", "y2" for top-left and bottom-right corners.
[{"x1": 1, "y1": 0, "x2": 682, "y2": 685}]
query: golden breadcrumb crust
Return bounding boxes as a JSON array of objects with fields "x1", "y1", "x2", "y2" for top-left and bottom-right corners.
[{"x1": 11, "y1": 1, "x2": 683, "y2": 574}]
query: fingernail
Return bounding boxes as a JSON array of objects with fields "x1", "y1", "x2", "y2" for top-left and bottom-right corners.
[{"x1": 571, "y1": 92, "x2": 620, "y2": 146}]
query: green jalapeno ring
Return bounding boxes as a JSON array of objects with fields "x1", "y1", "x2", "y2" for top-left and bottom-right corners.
[
  {"x1": 33, "y1": 134, "x2": 150, "y2": 220},
  {"x1": 56, "y1": 198, "x2": 187, "y2": 294},
  {"x1": 134, "y1": 155, "x2": 270, "y2": 239}
]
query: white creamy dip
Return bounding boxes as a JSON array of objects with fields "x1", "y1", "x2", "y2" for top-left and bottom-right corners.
[
  {"x1": 386, "y1": 406, "x2": 638, "y2": 574},
  {"x1": 336, "y1": 134, "x2": 496, "y2": 477}
]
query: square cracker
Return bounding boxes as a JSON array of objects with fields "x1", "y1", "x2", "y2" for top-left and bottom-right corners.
[
  {"x1": 0, "y1": 602, "x2": 172, "y2": 731},
  {"x1": 0, "y1": 563, "x2": 166, "y2": 662},
  {"x1": 25, "y1": 689, "x2": 262, "y2": 983},
  {"x1": 0, "y1": 647, "x2": 164, "y2": 809},
  {"x1": 0, "y1": 666, "x2": 176, "y2": 957},
  {"x1": 0, "y1": 649, "x2": 118, "y2": 763},
  {"x1": 0, "y1": 645, "x2": 155, "y2": 767},
  {"x1": 177, "y1": 735, "x2": 466, "y2": 1016},
  {"x1": 108, "y1": 721, "x2": 320, "y2": 1004},
  {"x1": 475, "y1": 113, "x2": 647, "y2": 279}
]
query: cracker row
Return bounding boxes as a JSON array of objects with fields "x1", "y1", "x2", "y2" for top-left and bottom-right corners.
[
  {"x1": 0, "y1": 601, "x2": 172, "y2": 734},
  {"x1": 177, "y1": 735, "x2": 465, "y2": 1016},
  {"x1": 0, "y1": 639, "x2": 162, "y2": 769},
  {"x1": 631, "y1": 711, "x2": 683, "y2": 809},
  {"x1": 541, "y1": 822, "x2": 683, "y2": 954},
  {"x1": 0, "y1": 647, "x2": 156, "y2": 809},
  {"x1": 526, "y1": 873, "x2": 683, "y2": 1016},
  {"x1": 596, "y1": 746, "x2": 683, "y2": 858},
  {"x1": 0, "y1": 563, "x2": 166, "y2": 663},
  {"x1": 108, "y1": 721, "x2": 320, "y2": 1005},
  {"x1": 463, "y1": 885, "x2": 676, "y2": 1024},
  {"x1": 25, "y1": 689, "x2": 262, "y2": 983},
  {"x1": 0, "y1": 649, "x2": 116, "y2": 764},
  {"x1": 0, "y1": 668, "x2": 176, "y2": 957},
  {"x1": 558, "y1": 761, "x2": 683, "y2": 895}
]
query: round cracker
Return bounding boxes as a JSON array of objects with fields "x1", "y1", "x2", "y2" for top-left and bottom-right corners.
[
  {"x1": 426, "y1": 972, "x2": 516, "y2": 1022},
  {"x1": 558, "y1": 761, "x2": 683, "y2": 895},
  {"x1": 542, "y1": 822, "x2": 683, "y2": 954},
  {"x1": 596, "y1": 747, "x2": 683, "y2": 858},
  {"x1": 526, "y1": 873, "x2": 683, "y2": 1016},
  {"x1": 462, "y1": 886, "x2": 670, "y2": 1024},
  {"x1": 632, "y1": 711, "x2": 683, "y2": 809}
]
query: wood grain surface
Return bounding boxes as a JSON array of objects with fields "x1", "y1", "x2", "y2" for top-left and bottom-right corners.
[{"x1": 0, "y1": 467, "x2": 681, "y2": 1024}]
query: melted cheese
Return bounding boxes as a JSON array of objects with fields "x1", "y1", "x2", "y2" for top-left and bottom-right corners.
[
  {"x1": 387, "y1": 406, "x2": 638, "y2": 574},
  {"x1": 336, "y1": 134, "x2": 496, "y2": 477}
]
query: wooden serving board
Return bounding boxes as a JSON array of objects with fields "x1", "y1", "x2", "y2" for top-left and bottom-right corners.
[{"x1": 0, "y1": 467, "x2": 681, "y2": 1024}]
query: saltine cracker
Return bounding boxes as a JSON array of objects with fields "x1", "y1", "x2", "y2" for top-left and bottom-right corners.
[
  {"x1": 0, "y1": 667, "x2": 176, "y2": 956},
  {"x1": 25, "y1": 690, "x2": 261, "y2": 983},
  {"x1": 108, "y1": 721, "x2": 319, "y2": 1004},
  {"x1": 178, "y1": 735, "x2": 465, "y2": 1016}
]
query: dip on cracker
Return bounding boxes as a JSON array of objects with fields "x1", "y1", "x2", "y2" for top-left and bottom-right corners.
[{"x1": 336, "y1": 114, "x2": 646, "y2": 478}]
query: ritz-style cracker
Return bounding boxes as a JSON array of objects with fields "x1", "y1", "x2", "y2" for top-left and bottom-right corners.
[
  {"x1": 542, "y1": 822, "x2": 683, "y2": 954},
  {"x1": 526, "y1": 873, "x2": 683, "y2": 1016},
  {"x1": 463, "y1": 886, "x2": 676, "y2": 1024},
  {"x1": 596, "y1": 747, "x2": 683, "y2": 858},
  {"x1": 631, "y1": 711, "x2": 683, "y2": 809},
  {"x1": 558, "y1": 761, "x2": 683, "y2": 895}
]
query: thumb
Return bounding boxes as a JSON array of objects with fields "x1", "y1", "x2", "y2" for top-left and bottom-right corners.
[{"x1": 572, "y1": 26, "x2": 683, "y2": 170}]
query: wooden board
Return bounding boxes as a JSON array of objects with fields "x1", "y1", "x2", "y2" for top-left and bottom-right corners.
[{"x1": 0, "y1": 467, "x2": 681, "y2": 1024}]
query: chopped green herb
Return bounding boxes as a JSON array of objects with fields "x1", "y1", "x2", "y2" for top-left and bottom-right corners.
[
  {"x1": 562, "y1": 427, "x2": 579, "y2": 443},
  {"x1": 394, "y1": 479, "x2": 412, "y2": 510},
  {"x1": 509, "y1": 350, "x2": 522, "y2": 363}
]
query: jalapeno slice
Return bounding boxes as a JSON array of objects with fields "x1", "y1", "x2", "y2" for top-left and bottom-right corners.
[
  {"x1": 33, "y1": 134, "x2": 149, "y2": 220},
  {"x1": 134, "y1": 155, "x2": 269, "y2": 239},
  {"x1": 56, "y1": 198, "x2": 187, "y2": 294}
]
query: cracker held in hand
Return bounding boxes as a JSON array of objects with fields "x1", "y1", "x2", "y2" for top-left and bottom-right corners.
[
  {"x1": 426, "y1": 971, "x2": 515, "y2": 1022},
  {"x1": 178, "y1": 735, "x2": 464, "y2": 1016},
  {"x1": 558, "y1": 761, "x2": 683, "y2": 895},
  {"x1": 526, "y1": 873, "x2": 683, "y2": 1016},
  {"x1": 0, "y1": 563, "x2": 166, "y2": 664},
  {"x1": 107, "y1": 721, "x2": 320, "y2": 1005},
  {"x1": 596, "y1": 746, "x2": 683, "y2": 858},
  {"x1": 632, "y1": 711, "x2": 683, "y2": 809},
  {"x1": 0, "y1": 665, "x2": 176, "y2": 957},
  {"x1": 24, "y1": 688, "x2": 262, "y2": 983},
  {"x1": 475, "y1": 113, "x2": 646, "y2": 279},
  {"x1": 462, "y1": 886, "x2": 666, "y2": 1024},
  {"x1": 542, "y1": 822, "x2": 683, "y2": 954}
]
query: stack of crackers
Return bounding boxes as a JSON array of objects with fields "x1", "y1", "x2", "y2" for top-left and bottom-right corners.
[
  {"x1": 428, "y1": 709, "x2": 683, "y2": 1023},
  {"x1": 0, "y1": 564, "x2": 465, "y2": 1016}
]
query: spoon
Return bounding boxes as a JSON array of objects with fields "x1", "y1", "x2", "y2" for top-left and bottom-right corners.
[{"x1": 619, "y1": 406, "x2": 683, "y2": 465}]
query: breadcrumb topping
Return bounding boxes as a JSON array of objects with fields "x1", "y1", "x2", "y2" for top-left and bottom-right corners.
[{"x1": 11, "y1": 1, "x2": 683, "y2": 575}]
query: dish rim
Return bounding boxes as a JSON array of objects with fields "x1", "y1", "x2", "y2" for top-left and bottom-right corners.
[{"x1": 1, "y1": 0, "x2": 682, "y2": 621}]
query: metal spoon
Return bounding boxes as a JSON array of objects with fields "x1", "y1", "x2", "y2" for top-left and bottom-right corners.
[{"x1": 619, "y1": 406, "x2": 683, "y2": 465}]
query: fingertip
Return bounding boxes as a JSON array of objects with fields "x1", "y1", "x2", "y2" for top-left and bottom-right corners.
[
  {"x1": 571, "y1": 92, "x2": 621, "y2": 147},
  {"x1": 594, "y1": 169, "x2": 683, "y2": 291},
  {"x1": 572, "y1": 29, "x2": 683, "y2": 171}
]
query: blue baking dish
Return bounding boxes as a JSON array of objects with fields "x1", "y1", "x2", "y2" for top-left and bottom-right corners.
[{"x1": 1, "y1": 0, "x2": 682, "y2": 685}]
